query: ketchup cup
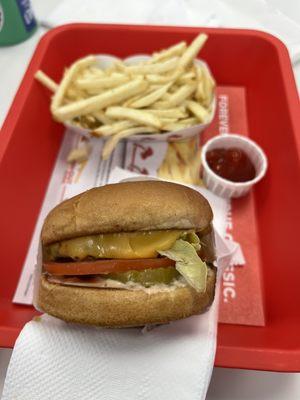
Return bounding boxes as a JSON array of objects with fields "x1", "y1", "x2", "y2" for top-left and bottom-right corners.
[{"x1": 201, "y1": 134, "x2": 268, "y2": 198}]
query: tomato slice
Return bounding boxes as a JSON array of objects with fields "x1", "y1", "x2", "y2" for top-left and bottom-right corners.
[{"x1": 43, "y1": 257, "x2": 175, "y2": 276}]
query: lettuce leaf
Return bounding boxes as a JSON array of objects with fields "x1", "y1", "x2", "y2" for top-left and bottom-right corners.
[
  {"x1": 182, "y1": 231, "x2": 201, "y2": 251},
  {"x1": 158, "y1": 239, "x2": 207, "y2": 292}
]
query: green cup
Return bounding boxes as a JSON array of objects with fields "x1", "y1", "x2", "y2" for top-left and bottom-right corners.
[{"x1": 0, "y1": 0, "x2": 37, "y2": 46}]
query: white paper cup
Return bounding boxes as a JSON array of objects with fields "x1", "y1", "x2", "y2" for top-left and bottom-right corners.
[
  {"x1": 201, "y1": 134, "x2": 268, "y2": 198},
  {"x1": 64, "y1": 54, "x2": 216, "y2": 142}
]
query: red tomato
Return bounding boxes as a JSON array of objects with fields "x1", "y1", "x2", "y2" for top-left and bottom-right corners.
[{"x1": 43, "y1": 257, "x2": 175, "y2": 276}]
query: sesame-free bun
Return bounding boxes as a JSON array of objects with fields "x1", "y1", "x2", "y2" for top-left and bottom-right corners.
[
  {"x1": 41, "y1": 181, "x2": 213, "y2": 245},
  {"x1": 37, "y1": 267, "x2": 216, "y2": 327}
]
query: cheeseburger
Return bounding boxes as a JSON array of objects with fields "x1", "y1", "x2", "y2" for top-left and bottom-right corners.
[{"x1": 37, "y1": 181, "x2": 216, "y2": 326}]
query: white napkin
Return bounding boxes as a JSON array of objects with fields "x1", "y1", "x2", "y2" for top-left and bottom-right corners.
[
  {"x1": 41, "y1": 0, "x2": 300, "y2": 63},
  {"x1": 2, "y1": 306, "x2": 216, "y2": 400}
]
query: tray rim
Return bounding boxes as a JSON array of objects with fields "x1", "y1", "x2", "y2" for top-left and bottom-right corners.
[{"x1": 1, "y1": 23, "x2": 300, "y2": 372}]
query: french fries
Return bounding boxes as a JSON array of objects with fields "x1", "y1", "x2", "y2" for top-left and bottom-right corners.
[
  {"x1": 102, "y1": 126, "x2": 156, "y2": 160},
  {"x1": 35, "y1": 32, "x2": 215, "y2": 159},
  {"x1": 147, "y1": 108, "x2": 187, "y2": 118},
  {"x1": 51, "y1": 56, "x2": 96, "y2": 112},
  {"x1": 35, "y1": 71, "x2": 58, "y2": 92},
  {"x1": 67, "y1": 143, "x2": 91, "y2": 163},
  {"x1": 75, "y1": 74, "x2": 129, "y2": 91},
  {"x1": 152, "y1": 41, "x2": 186, "y2": 62},
  {"x1": 92, "y1": 111, "x2": 113, "y2": 125},
  {"x1": 186, "y1": 100, "x2": 209, "y2": 123},
  {"x1": 129, "y1": 83, "x2": 172, "y2": 108},
  {"x1": 92, "y1": 120, "x2": 137, "y2": 137},
  {"x1": 123, "y1": 57, "x2": 179, "y2": 75},
  {"x1": 178, "y1": 34, "x2": 208, "y2": 69},
  {"x1": 167, "y1": 83, "x2": 197, "y2": 106},
  {"x1": 106, "y1": 107, "x2": 161, "y2": 129},
  {"x1": 158, "y1": 138, "x2": 203, "y2": 186},
  {"x1": 53, "y1": 78, "x2": 148, "y2": 121}
]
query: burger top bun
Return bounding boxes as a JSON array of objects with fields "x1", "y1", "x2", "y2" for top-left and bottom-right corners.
[{"x1": 41, "y1": 181, "x2": 213, "y2": 245}]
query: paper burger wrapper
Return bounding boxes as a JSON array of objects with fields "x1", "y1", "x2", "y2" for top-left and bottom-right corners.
[
  {"x1": 64, "y1": 54, "x2": 216, "y2": 142},
  {"x1": 32, "y1": 240, "x2": 43, "y2": 312},
  {"x1": 201, "y1": 134, "x2": 268, "y2": 198}
]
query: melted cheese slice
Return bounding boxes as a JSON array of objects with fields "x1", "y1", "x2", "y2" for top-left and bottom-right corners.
[{"x1": 53, "y1": 230, "x2": 187, "y2": 260}]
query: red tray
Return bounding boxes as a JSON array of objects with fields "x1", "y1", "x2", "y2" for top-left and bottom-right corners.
[{"x1": 0, "y1": 24, "x2": 299, "y2": 372}]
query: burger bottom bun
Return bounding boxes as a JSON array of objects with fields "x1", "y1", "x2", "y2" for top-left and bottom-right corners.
[{"x1": 37, "y1": 267, "x2": 216, "y2": 327}]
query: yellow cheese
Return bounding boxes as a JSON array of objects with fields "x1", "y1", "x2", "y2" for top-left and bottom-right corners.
[{"x1": 51, "y1": 230, "x2": 187, "y2": 260}]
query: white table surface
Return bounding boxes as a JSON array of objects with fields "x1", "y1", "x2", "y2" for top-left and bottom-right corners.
[{"x1": 0, "y1": 1, "x2": 299, "y2": 399}]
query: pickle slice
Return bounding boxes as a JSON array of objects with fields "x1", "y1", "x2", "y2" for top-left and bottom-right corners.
[{"x1": 106, "y1": 267, "x2": 180, "y2": 287}]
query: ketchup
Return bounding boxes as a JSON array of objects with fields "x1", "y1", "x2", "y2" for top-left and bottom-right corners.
[{"x1": 206, "y1": 147, "x2": 256, "y2": 182}]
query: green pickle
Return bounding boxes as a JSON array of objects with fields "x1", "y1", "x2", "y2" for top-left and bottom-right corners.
[{"x1": 106, "y1": 267, "x2": 180, "y2": 287}]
